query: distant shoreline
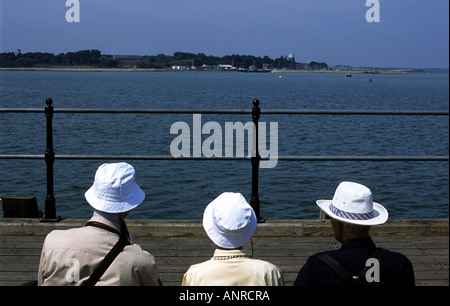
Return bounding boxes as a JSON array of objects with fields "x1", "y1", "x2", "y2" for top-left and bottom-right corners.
[{"x1": 1, "y1": 67, "x2": 448, "y2": 75}]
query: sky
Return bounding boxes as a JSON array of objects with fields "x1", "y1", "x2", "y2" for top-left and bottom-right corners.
[{"x1": 0, "y1": 0, "x2": 449, "y2": 68}]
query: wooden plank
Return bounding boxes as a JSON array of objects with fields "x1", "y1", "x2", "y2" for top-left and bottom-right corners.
[
  {"x1": 0, "y1": 248, "x2": 42, "y2": 256},
  {"x1": 0, "y1": 255, "x2": 41, "y2": 265},
  {"x1": 0, "y1": 271, "x2": 37, "y2": 281},
  {"x1": 1, "y1": 218, "x2": 448, "y2": 237},
  {"x1": 0, "y1": 263, "x2": 39, "y2": 272},
  {"x1": 0, "y1": 219, "x2": 447, "y2": 286}
]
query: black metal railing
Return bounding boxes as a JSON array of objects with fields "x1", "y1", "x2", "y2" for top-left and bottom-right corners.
[{"x1": 1, "y1": 99, "x2": 449, "y2": 222}]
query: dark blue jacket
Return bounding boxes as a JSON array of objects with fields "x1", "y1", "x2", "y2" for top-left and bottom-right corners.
[{"x1": 294, "y1": 236, "x2": 415, "y2": 286}]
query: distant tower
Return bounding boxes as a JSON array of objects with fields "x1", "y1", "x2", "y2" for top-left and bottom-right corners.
[
  {"x1": 288, "y1": 54, "x2": 296, "y2": 70},
  {"x1": 112, "y1": 45, "x2": 119, "y2": 60}
]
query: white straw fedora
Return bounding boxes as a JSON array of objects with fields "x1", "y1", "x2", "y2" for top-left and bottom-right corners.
[
  {"x1": 316, "y1": 181, "x2": 388, "y2": 226},
  {"x1": 203, "y1": 192, "x2": 257, "y2": 249},
  {"x1": 85, "y1": 162, "x2": 145, "y2": 213}
]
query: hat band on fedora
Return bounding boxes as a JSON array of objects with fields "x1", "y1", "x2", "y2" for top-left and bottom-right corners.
[{"x1": 329, "y1": 203, "x2": 374, "y2": 221}]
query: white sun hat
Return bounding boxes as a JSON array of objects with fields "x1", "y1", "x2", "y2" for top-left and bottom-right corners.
[
  {"x1": 203, "y1": 192, "x2": 257, "y2": 249},
  {"x1": 85, "y1": 162, "x2": 145, "y2": 213},
  {"x1": 316, "y1": 181, "x2": 388, "y2": 226}
]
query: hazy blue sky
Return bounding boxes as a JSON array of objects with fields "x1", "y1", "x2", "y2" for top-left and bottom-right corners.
[{"x1": 1, "y1": 0, "x2": 448, "y2": 68}]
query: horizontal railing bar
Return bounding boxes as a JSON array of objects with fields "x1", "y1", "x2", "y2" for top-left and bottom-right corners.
[
  {"x1": 61, "y1": 109, "x2": 249, "y2": 114},
  {"x1": 0, "y1": 154, "x2": 448, "y2": 161},
  {"x1": 0, "y1": 108, "x2": 448, "y2": 115},
  {"x1": 0, "y1": 155, "x2": 248, "y2": 160},
  {"x1": 0, "y1": 155, "x2": 44, "y2": 159},
  {"x1": 263, "y1": 110, "x2": 450, "y2": 115},
  {"x1": 278, "y1": 156, "x2": 450, "y2": 161},
  {"x1": 0, "y1": 108, "x2": 250, "y2": 114},
  {"x1": 0, "y1": 108, "x2": 44, "y2": 113}
]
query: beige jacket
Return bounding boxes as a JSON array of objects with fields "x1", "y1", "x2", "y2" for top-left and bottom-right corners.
[
  {"x1": 37, "y1": 216, "x2": 159, "y2": 286},
  {"x1": 182, "y1": 248, "x2": 284, "y2": 286}
]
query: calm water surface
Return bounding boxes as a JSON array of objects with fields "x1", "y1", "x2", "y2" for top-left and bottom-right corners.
[{"x1": 0, "y1": 71, "x2": 448, "y2": 219}]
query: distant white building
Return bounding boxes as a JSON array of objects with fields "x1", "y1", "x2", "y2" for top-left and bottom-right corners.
[
  {"x1": 171, "y1": 66, "x2": 187, "y2": 70},
  {"x1": 217, "y1": 64, "x2": 236, "y2": 70}
]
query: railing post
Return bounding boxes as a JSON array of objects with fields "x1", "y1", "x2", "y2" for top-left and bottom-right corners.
[
  {"x1": 250, "y1": 99, "x2": 264, "y2": 222},
  {"x1": 41, "y1": 98, "x2": 60, "y2": 222}
]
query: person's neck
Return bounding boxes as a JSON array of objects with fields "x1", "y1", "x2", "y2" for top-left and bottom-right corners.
[
  {"x1": 217, "y1": 246, "x2": 243, "y2": 251},
  {"x1": 342, "y1": 233, "x2": 370, "y2": 242},
  {"x1": 93, "y1": 210, "x2": 122, "y2": 224}
]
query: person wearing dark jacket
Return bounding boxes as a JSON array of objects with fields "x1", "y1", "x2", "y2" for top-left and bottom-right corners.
[{"x1": 294, "y1": 181, "x2": 415, "y2": 286}]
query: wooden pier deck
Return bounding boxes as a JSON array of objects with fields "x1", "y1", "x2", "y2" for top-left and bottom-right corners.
[{"x1": 0, "y1": 218, "x2": 448, "y2": 286}]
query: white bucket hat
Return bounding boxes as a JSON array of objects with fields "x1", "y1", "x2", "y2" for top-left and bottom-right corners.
[
  {"x1": 85, "y1": 162, "x2": 145, "y2": 213},
  {"x1": 316, "y1": 181, "x2": 388, "y2": 226},
  {"x1": 203, "y1": 192, "x2": 257, "y2": 249}
]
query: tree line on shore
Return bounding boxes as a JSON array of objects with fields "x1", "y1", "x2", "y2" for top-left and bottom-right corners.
[
  {"x1": 0, "y1": 49, "x2": 116, "y2": 68},
  {"x1": 0, "y1": 49, "x2": 328, "y2": 70}
]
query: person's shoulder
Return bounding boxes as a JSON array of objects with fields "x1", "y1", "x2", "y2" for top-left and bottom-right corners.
[
  {"x1": 46, "y1": 226, "x2": 85, "y2": 237},
  {"x1": 307, "y1": 250, "x2": 338, "y2": 262},
  {"x1": 186, "y1": 259, "x2": 214, "y2": 271},
  {"x1": 121, "y1": 243, "x2": 158, "y2": 266},
  {"x1": 382, "y1": 249, "x2": 413, "y2": 265},
  {"x1": 42, "y1": 227, "x2": 86, "y2": 248},
  {"x1": 252, "y1": 258, "x2": 283, "y2": 272}
]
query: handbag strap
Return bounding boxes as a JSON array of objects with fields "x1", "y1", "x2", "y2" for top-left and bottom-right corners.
[{"x1": 83, "y1": 221, "x2": 131, "y2": 286}]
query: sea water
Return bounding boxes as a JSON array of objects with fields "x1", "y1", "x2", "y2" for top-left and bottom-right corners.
[{"x1": 0, "y1": 71, "x2": 448, "y2": 219}]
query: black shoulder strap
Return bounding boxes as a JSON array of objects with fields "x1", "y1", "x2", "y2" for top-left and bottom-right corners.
[
  {"x1": 372, "y1": 247, "x2": 389, "y2": 260},
  {"x1": 82, "y1": 236, "x2": 129, "y2": 286},
  {"x1": 358, "y1": 247, "x2": 389, "y2": 279},
  {"x1": 85, "y1": 220, "x2": 122, "y2": 236},
  {"x1": 313, "y1": 253, "x2": 352, "y2": 281},
  {"x1": 313, "y1": 248, "x2": 390, "y2": 283},
  {"x1": 83, "y1": 221, "x2": 131, "y2": 286}
]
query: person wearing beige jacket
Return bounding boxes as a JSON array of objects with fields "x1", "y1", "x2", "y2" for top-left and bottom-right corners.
[
  {"x1": 37, "y1": 162, "x2": 160, "y2": 286},
  {"x1": 182, "y1": 192, "x2": 284, "y2": 286}
]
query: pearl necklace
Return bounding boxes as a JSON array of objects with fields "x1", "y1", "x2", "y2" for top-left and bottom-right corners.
[{"x1": 211, "y1": 255, "x2": 252, "y2": 261}]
